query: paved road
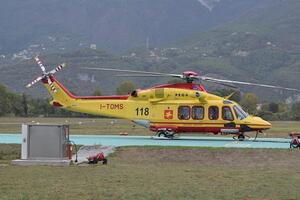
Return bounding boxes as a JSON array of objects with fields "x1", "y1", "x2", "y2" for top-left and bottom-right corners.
[{"x1": 0, "y1": 134, "x2": 292, "y2": 149}]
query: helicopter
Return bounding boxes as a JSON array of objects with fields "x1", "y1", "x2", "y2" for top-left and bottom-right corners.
[{"x1": 26, "y1": 56, "x2": 300, "y2": 140}]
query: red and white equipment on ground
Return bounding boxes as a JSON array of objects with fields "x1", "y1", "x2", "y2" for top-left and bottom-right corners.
[
  {"x1": 87, "y1": 152, "x2": 107, "y2": 164},
  {"x1": 289, "y1": 132, "x2": 300, "y2": 148}
]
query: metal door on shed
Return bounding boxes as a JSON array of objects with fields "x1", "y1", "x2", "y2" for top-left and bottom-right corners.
[{"x1": 28, "y1": 125, "x2": 66, "y2": 159}]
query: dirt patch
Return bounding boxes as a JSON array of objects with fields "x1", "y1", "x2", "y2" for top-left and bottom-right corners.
[{"x1": 113, "y1": 147, "x2": 300, "y2": 168}]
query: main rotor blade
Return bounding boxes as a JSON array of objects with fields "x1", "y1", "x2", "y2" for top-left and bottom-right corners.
[
  {"x1": 82, "y1": 67, "x2": 182, "y2": 78},
  {"x1": 204, "y1": 79, "x2": 238, "y2": 89},
  {"x1": 49, "y1": 63, "x2": 66, "y2": 74},
  {"x1": 200, "y1": 76, "x2": 300, "y2": 92},
  {"x1": 34, "y1": 56, "x2": 46, "y2": 74},
  {"x1": 113, "y1": 74, "x2": 177, "y2": 77},
  {"x1": 26, "y1": 76, "x2": 43, "y2": 88}
]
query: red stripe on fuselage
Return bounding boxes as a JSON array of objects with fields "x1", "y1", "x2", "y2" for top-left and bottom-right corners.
[
  {"x1": 151, "y1": 121, "x2": 270, "y2": 127},
  {"x1": 150, "y1": 126, "x2": 221, "y2": 134},
  {"x1": 152, "y1": 122, "x2": 226, "y2": 125},
  {"x1": 150, "y1": 125, "x2": 268, "y2": 134}
]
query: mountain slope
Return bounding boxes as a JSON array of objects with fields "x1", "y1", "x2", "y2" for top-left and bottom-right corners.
[
  {"x1": 0, "y1": 0, "x2": 275, "y2": 56},
  {"x1": 173, "y1": 0, "x2": 300, "y2": 99},
  {"x1": 1, "y1": 0, "x2": 300, "y2": 102},
  {"x1": 122, "y1": 0, "x2": 300, "y2": 100}
]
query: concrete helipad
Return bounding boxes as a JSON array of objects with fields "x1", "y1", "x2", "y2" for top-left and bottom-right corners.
[{"x1": 0, "y1": 134, "x2": 292, "y2": 149}]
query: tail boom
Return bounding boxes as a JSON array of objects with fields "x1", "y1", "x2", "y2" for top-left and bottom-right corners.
[{"x1": 42, "y1": 76, "x2": 131, "y2": 118}]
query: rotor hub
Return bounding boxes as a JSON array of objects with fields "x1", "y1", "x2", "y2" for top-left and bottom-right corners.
[
  {"x1": 182, "y1": 71, "x2": 198, "y2": 83},
  {"x1": 183, "y1": 71, "x2": 198, "y2": 77}
]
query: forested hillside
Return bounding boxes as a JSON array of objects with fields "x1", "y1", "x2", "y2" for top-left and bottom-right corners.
[
  {"x1": 1, "y1": 0, "x2": 300, "y2": 102},
  {"x1": 0, "y1": 0, "x2": 276, "y2": 56}
]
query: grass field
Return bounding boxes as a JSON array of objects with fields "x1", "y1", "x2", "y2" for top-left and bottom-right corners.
[
  {"x1": 1, "y1": 118, "x2": 300, "y2": 199},
  {"x1": 0, "y1": 117, "x2": 299, "y2": 138},
  {"x1": 1, "y1": 144, "x2": 300, "y2": 200},
  {"x1": 0, "y1": 117, "x2": 151, "y2": 135}
]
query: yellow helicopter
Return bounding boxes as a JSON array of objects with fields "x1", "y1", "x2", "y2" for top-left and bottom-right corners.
[{"x1": 26, "y1": 57, "x2": 300, "y2": 140}]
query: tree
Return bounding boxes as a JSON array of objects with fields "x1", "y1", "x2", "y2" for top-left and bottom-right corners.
[
  {"x1": 92, "y1": 88, "x2": 102, "y2": 96},
  {"x1": 269, "y1": 102, "x2": 279, "y2": 113},
  {"x1": 239, "y1": 93, "x2": 259, "y2": 115},
  {"x1": 116, "y1": 81, "x2": 136, "y2": 95},
  {"x1": 278, "y1": 102, "x2": 288, "y2": 113},
  {"x1": 22, "y1": 93, "x2": 28, "y2": 116},
  {"x1": 291, "y1": 102, "x2": 300, "y2": 120},
  {"x1": 0, "y1": 84, "x2": 11, "y2": 116},
  {"x1": 9, "y1": 93, "x2": 23, "y2": 116}
]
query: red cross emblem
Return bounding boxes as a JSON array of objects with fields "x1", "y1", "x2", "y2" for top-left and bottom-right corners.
[{"x1": 164, "y1": 110, "x2": 173, "y2": 119}]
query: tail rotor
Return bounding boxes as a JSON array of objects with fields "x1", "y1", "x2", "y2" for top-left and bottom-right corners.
[
  {"x1": 35, "y1": 56, "x2": 47, "y2": 74},
  {"x1": 49, "y1": 63, "x2": 66, "y2": 75},
  {"x1": 26, "y1": 76, "x2": 43, "y2": 88},
  {"x1": 26, "y1": 56, "x2": 66, "y2": 93},
  {"x1": 46, "y1": 76, "x2": 57, "y2": 93}
]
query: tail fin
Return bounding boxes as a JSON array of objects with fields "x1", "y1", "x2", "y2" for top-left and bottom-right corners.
[
  {"x1": 26, "y1": 56, "x2": 73, "y2": 107},
  {"x1": 42, "y1": 75, "x2": 75, "y2": 108}
]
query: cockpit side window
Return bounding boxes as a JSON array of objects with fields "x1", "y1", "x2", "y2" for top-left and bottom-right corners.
[
  {"x1": 233, "y1": 105, "x2": 249, "y2": 120},
  {"x1": 178, "y1": 106, "x2": 190, "y2": 120},
  {"x1": 209, "y1": 106, "x2": 219, "y2": 120},
  {"x1": 222, "y1": 106, "x2": 234, "y2": 121}
]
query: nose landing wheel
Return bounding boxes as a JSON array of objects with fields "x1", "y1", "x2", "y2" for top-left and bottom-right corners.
[{"x1": 233, "y1": 133, "x2": 248, "y2": 141}]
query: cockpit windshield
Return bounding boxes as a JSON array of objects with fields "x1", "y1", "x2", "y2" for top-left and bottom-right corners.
[{"x1": 233, "y1": 105, "x2": 249, "y2": 120}]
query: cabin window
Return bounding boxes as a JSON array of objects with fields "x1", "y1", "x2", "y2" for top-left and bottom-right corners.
[
  {"x1": 209, "y1": 106, "x2": 219, "y2": 120},
  {"x1": 222, "y1": 106, "x2": 234, "y2": 121},
  {"x1": 178, "y1": 106, "x2": 190, "y2": 120},
  {"x1": 233, "y1": 105, "x2": 249, "y2": 120},
  {"x1": 192, "y1": 106, "x2": 204, "y2": 120}
]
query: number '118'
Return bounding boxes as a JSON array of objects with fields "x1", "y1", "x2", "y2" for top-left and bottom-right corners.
[{"x1": 136, "y1": 107, "x2": 149, "y2": 116}]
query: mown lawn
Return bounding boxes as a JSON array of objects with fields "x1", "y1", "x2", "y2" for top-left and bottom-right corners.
[
  {"x1": 0, "y1": 117, "x2": 299, "y2": 138},
  {"x1": 1, "y1": 144, "x2": 300, "y2": 200},
  {"x1": 1, "y1": 118, "x2": 299, "y2": 199},
  {"x1": 0, "y1": 117, "x2": 151, "y2": 135}
]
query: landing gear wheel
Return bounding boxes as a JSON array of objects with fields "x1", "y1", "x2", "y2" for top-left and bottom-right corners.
[
  {"x1": 158, "y1": 131, "x2": 167, "y2": 138},
  {"x1": 238, "y1": 134, "x2": 245, "y2": 141},
  {"x1": 233, "y1": 133, "x2": 246, "y2": 141},
  {"x1": 290, "y1": 142, "x2": 300, "y2": 149},
  {"x1": 157, "y1": 131, "x2": 174, "y2": 139},
  {"x1": 290, "y1": 144, "x2": 300, "y2": 148},
  {"x1": 166, "y1": 133, "x2": 175, "y2": 139}
]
